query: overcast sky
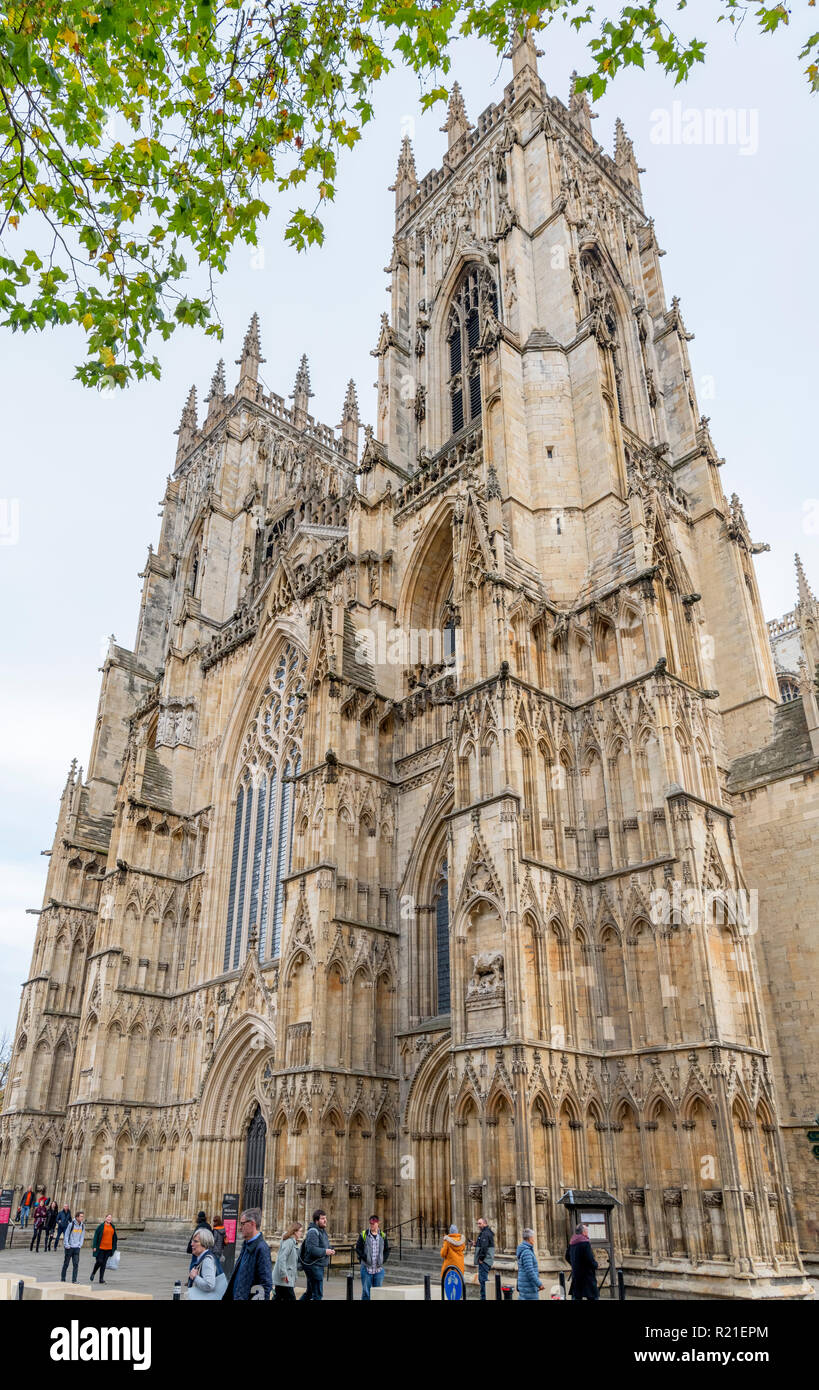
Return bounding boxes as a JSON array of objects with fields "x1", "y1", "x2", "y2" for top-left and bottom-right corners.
[{"x1": 1, "y1": 10, "x2": 817, "y2": 1038}]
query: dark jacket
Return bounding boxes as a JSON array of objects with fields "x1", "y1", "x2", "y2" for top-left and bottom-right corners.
[
  {"x1": 516, "y1": 1240, "x2": 541, "y2": 1299},
  {"x1": 474, "y1": 1225, "x2": 495, "y2": 1267},
  {"x1": 302, "y1": 1222, "x2": 330, "y2": 1269},
  {"x1": 32, "y1": 1200, "x2": 49, "y2": 1230},
  {"x1": 212, "y1": 1226, "x2": 226, "y2": 1260},
  {"x1": 45, "y1": 1206, "x2": 59, "y2": 1233},
  {"x1": 355, "y1": 1228, "x2": 391, "y2": 1270},
  {"x1": 92, "y1": 1221, "x2": 118, "y2": 1255},
  {"x1": 566, "y1": 1232, "x2": 598, "y2": 1299},
  {"x1": 55, "y1": 1208, "x2": 72, "y2": 1236},
  {"x1": 222, "y1": 1231, "x2": 272, "y2": 1301},
  {"x1": 21, "y1": 1189, "x2": 34, "y2": 1210}
]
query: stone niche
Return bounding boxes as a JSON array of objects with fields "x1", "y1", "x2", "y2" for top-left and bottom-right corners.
[{"x1": 464, "y1": 898, "x2": 506, "y2": 1038}]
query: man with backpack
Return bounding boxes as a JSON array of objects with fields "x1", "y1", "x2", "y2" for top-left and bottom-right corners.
[
  {"x1": 299, "y1": 1209, "x2": 335, "y2": 1301},
  {"x1": 355, "y1": 1214, "x2": 390, "y2": 1300},
  {"x1": 474, "y1": 1217, "x2": 495, "y2": 1300}
]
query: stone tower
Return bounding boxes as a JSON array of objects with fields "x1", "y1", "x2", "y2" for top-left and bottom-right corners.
[{"x1": 1, "y1": 34, "x2": 813, "y2": 1297}]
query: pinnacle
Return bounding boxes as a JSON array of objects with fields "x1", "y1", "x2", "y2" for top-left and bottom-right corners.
[
  {"x1": 206, "y1": 358, "x2": 226, "y2": 403},
  {"x1": 293, "y1": 353, "x2": 314, "y2": 400},
  {"x1": 236, "y1": 311, "x2": 265, "y2": 367},
  {"x1": 795, "y1": 553, "x2": 816, "y2": 605},
  {"x1": 508, "y1": 22, "x2": 543, "y2": 77},
  {"x1": 176, "y1": 384, "x2": 198, "y2": 434},
  {"x1": 343, "y1": 378, "x2": 359, "y2": 420},
  {"x1": 440, "y1": 80, "x2": 473, "y2": 144},
  {"x1": 396, "y1": 134, "x2": 417, "y2": 181}
]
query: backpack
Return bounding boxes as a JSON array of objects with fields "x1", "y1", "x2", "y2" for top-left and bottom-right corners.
[{"x1": 297, "y1": 1235, "x2": 312, "y2": 1272}]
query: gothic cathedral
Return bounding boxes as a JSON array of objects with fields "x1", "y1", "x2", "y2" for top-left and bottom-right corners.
[{"x1": 3, "y1": 35, "x2": 817, "y2": 1298}]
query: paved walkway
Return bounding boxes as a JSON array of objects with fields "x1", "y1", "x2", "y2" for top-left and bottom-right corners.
[{"x1": 0, "y1": 1241, "x2": 438, "y2": 1300}]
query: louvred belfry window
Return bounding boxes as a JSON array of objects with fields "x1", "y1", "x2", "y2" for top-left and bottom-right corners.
[
  {"x1": 223, "y1": 643, "x2": 305, "y2": 969},
  {"x1": 446, "y1": 266, "x2": 498, "y2": 440}
]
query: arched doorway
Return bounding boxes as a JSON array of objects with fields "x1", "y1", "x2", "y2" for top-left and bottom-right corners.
[{"x1": 243, "y1": 1105, "x2": 267, "y2": 1212}]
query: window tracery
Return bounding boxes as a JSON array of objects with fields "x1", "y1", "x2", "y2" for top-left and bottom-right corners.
[
  {"x1": 446, "y1": 266, "x2": 497, "y2": 438},
  {"x1": 223, "y1": 643, "x2": 304, "y2": 969}
]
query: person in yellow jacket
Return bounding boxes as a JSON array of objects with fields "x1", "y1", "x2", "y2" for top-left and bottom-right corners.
[{"x1": 440, "y1": 1225, "x2": 466, "y2": 1281}]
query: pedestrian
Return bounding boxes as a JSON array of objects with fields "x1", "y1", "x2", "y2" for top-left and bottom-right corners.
[
  {"x1": 29, "y1": 1195, "x2": 49, "y2": 1252},
  {"x1": 44, "y1": 1200, "x2": 60, "y2": 1251},
  {"x1": 565, "y1": 1223, "x2": 599, "y2": 1301},
  {"x1": 61, "y1": 1210, "x2": 86, "y2": 1284},
  {"x1": 186, "y1": 1210, "x2": 213, "y2": 1255},
  {"x1": 516, "y1": 1228, "x2": 544, "y2": 1300},
  {"x1": 440, "y1": 1224, "x2": 466, "y2": 1284},
  {"x1": 54, "y1": 1203, "x2": 72, "y2": 1255},
  {"x1": 299, "y1": 1208, "x2": 335, "y2": 1301},
  {"x1": 212, "y1": 1215, "x2": 226, "y2": 1263},
  {"x1": 90, "y1": 1213, "x2": 118, "y2": 1284},
  {"x1": 222, "y1": 1208, "x2": 272, "y2": 1301},
  {"x1": 19, "y1": 1184, "x2": 35, "y2": 1229},
  {"x1": 473, "y1": 1216, "x2": 495, "y2": 1300},
  {"x1": 272, "y1": 1221, "x2": 303, "y2": 1301},
  {"x1": 355, "y1": 1214, "x2": 391, "y2": 1301},
  {"x1": 187, "y1": 1227, "x2": 227, "y2": 1301}
]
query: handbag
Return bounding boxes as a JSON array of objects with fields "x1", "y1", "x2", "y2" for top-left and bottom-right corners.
[{"x1": 108, "y1": 1250, "x2": 120, "y2": 1270}]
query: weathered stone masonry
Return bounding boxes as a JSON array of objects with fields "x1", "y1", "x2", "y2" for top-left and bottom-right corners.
[{"x1": 2, "y1": 34, "x2": 816, "y2": 1298}]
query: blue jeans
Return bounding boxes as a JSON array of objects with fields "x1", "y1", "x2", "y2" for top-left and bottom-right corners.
[
  {"x1": 61, "y1": 1248, "x2": 80, "y2": 1283},
  {"x1": 478, "y1": 1262, "x2": 490, "y2": 1299},
  {"x1": 20, "y1": 1207, "x2": 30, "y2": 1228},
  {"x1": 360, "y1": 1266, "x2": 384, "y2": 1300}
]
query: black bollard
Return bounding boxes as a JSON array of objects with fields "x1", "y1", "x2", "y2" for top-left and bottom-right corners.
[
  {"x1": 173, "y1": 1280, "x2": 182, "y2": 1301},
  {"x1": 17, "y1": 1278, "x2": 24, "y2": 1300},
  {"x1": 495, "y1": 1272, "x2": 502, "y2": 1302},
  {"x1": 424, "y1": 1273, "x2": 431, "y2": 1301},
  {"x1": 502, "y1": 1284, "x2": 514, "y2": 1301},
  {"x1": 617, "y1": 1268, "x2": 626, "y2": 1301},
  {"x1": 346, "y1": 1271, "x2": 354, "y2": 1301}
]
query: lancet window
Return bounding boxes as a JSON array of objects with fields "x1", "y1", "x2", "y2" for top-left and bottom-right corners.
[
  {"x1": 223, "y1": 643, "x2": 304, "y2": 969},
  {"x1": 446, "y1": 266, "x2": 497, "y2": 438}
]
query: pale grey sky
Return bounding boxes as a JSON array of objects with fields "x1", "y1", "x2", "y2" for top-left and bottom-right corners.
[{"x1": 1, "y1": 10, "x2": 817, "y2": 1036}]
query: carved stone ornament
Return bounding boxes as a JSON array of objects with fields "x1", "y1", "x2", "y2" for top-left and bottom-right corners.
[
  {"x1": 702, "y1": 1190, "x2": 723, "y2": 1209},
  {"x1": 663, "y1": 1187, "x2": 683, "y2": 1206}
]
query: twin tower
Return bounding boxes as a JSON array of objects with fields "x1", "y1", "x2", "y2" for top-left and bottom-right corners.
[{"x1": 3, "y1": 34, "x2": 816, "y2": 1297}]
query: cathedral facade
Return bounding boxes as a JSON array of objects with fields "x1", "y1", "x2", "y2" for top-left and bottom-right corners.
[{"x1": 2, "y1": 36, "x2": 816, "y2": 1298}]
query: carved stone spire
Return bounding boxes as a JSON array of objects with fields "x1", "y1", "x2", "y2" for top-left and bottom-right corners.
[
  {"x1": 390, "y1": 134, "x2": 419, "y2": 210},
  {"x1": 235, "y1": 312, "x2": 264, "y2": 388},
  {"x1": 340, "y1": 379, "x2": 360, "y2": 463},
  {"x1": 508, "y1": 23, "x2": 543, "y2": 79},
  {"x1": 205, "y1": 358, "x2": 226, "y2": 416},
  {"x1": 568, "y1": 72, "x2": 596, "y2": 141},
  {"x1": 796, "y1": 553, "x2": 816, "y2": 607},
  {"x1": 440, "y1": 81, "x2": 472, "y2": 151},
  {"x1": 291, "y1": 353, "x2": 313, "y2": 428},
  {"x1": 175, "y1": 385, "x2": 198, "y2": 464},
  {"x1": 614, "y1": 116, "x2": 644, "y2": 190}
]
